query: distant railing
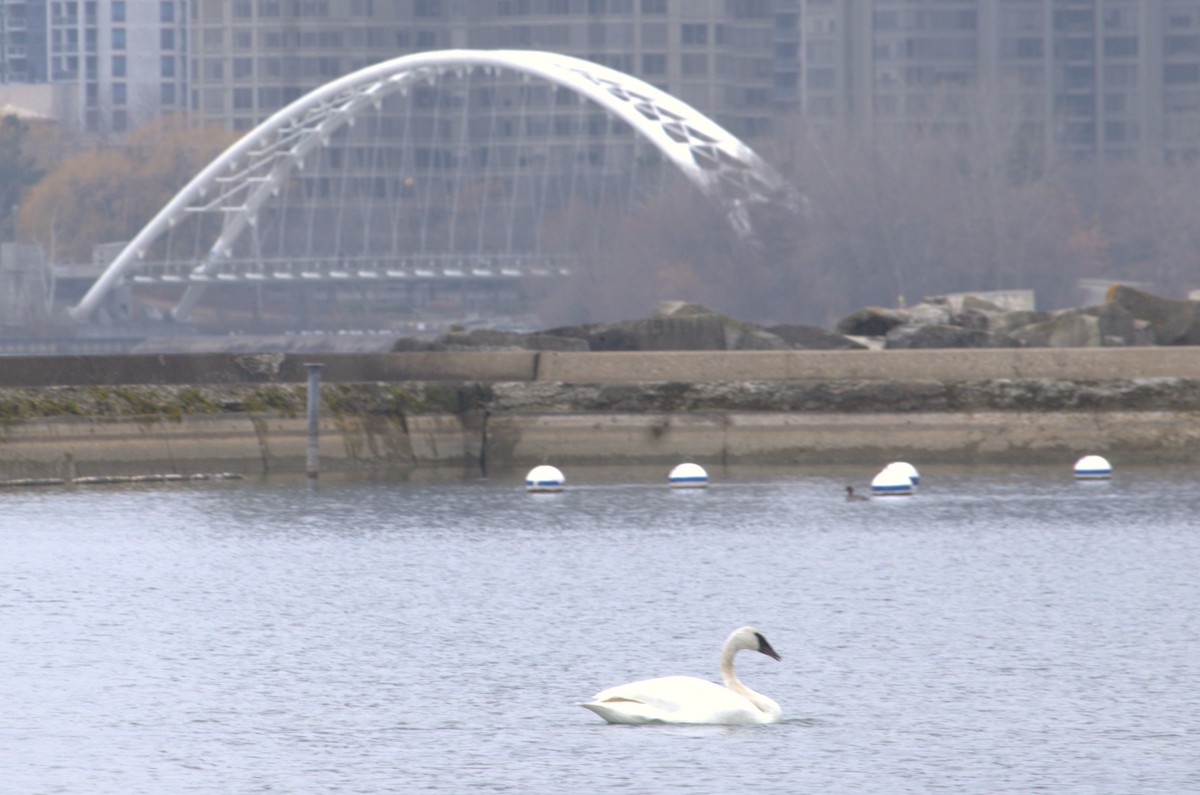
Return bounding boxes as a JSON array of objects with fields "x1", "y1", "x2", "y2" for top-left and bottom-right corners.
[{"x1": 57, "y1": 254, "x2": 577, "y2": 286}]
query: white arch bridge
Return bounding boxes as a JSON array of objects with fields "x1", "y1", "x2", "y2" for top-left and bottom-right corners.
[{"x1": 70, "y1": 49, "x2": 790, "y2": 324}]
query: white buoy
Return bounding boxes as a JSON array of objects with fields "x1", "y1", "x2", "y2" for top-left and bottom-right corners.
[
  {"x1": 525, "y1": 464, "x2": 565, "y2": 492},
  {"x1": 1073, "y1": 455, "x2": 1112, "y2": 480},
  {"x1": 871, "y1": 465, "x2": 914, "y2": 496},
  {"x1": 668, "y1": 462, "x2": 709, "y2": 488},
  {"x1": 885, "y1": 461, "x2": 920, "y2": 487}
]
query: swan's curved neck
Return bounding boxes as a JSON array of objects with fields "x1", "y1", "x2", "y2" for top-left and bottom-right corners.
[{"x1": 720, "y1": 644, "x2": 777, "y2": 716}]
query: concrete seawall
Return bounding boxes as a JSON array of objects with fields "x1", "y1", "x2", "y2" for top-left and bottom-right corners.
[
  {"x1": 0, "y1": 348, "x2": 1197, "y2": 479},
  {"x1": 4, "y1": 347, "x2": 1200, "y2": 387}
]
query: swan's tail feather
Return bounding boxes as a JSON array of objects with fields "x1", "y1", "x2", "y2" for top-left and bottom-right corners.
[{"x1": 579, "y1": 700, "x2": 660, "y2": 725}]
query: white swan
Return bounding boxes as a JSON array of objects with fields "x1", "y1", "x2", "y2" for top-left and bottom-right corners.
[{"x1": 580, "y1": 626, "x2": 783, "y2": 725}]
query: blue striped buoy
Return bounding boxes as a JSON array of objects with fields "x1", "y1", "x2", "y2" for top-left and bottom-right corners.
[
  {"x1": 525, "y1": 464, "x2": 566, "y2": 492},
  {"x1": 885, "y1": 461, "x2": 920, "y2": 487},
  {"x1": 1073, "y1": 455, "x2": 1112, "y2": 480},
  {"x1": 668, "y1": 462, "x2": 709, "y2": 488},
  {"x1": 871, "y1": 465, "x2": 914, "y2": 496}
]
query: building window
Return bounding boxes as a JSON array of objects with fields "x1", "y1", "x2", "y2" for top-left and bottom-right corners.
[
  {"x1": 112, "y1": 55, "x2": 125, "y2": 78},
  {"x1": 233, "y1": 58, "x2": 253, "y2": 78},
  {"x1": 113, "y1": 82, "x2": 127, "y2": 105},
  {"x1": 1165, "y1": 63, "x2": 1199, "y2": 84},
  {"x1": 112, "y1": 1, "x2": 125, "y2": 22},
  {"x1": 233, "y1": 87, "x2": 254, "y2": 109},
  {"x1": 641, "y1": 0, "x2": 666, "y2": 13},
  {"x1": 113, "y1": 110, "x2": 128, "y2": 132},
  {"x1": 1105, "y1": 36, "x2": 1138, "y2": 58},
  {"x1": 1166, "y1": 35, "x2": 1200, "y2": 56},
  {"x1": 731, "y1": 0, "x2": 769, "y2": 19},
  {"x1": 161, "y1": 55, "x2": 175, "y2": 78},
  {"x1": 161, "y1": 82, "x2": 176, "y2": 105},
  {"x1": 415, "y1": 0, "x2": 442, "y2": 17},
  {"x1": 160, "y1": 1, "x2": 175, "y2": 23},
  {"x1": 682, "y1": 24, "x2": 708, "y2": 45},
  {"x1": 112, "y1": 28, "x2": 125, "y2": 50},
  {"x1": 642, "y1": 53, "x2": 667, "y2": 74},
  {"x1": 161, "y1": 29, "x2": 175, "y2": 50},
  {"x1": 497, "y1": 0, "x2": 526, "y2": 14}
]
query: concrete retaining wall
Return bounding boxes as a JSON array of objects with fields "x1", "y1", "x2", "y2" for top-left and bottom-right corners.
[
  {"x1": 3, "y1": 346, "x2": 1200, "y2": 387},
  {"x1": 0, "y1": 413, "x2": 471, "y2": 479},
  {"x1": 532, "y1": 348, "x2": 1200, "y2": 383},
  {"x1": 0, "y1": 347, "x2": 1197, "y2": 479}
]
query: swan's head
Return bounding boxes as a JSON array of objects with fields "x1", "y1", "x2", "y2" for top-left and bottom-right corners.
[{"x1": 728, "y1": 626, "x2": 781, "y2": 661}]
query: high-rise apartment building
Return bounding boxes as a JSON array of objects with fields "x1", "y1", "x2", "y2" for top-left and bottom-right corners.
[
  {"x1": 0, "y1": 0, "x2": 47, "y2": 83},
  {"x1": 2, "y1": 1, "x2": 189, "y2": 136},
  {"x1": 798, "y1": 0, "x2": 1200, "y2": 162},
  {"x1": 190, "y1": 1, "x2": 463, "y2": 132},
  {"x1": 188, "y1": 0, "x2": 779, "y2": 143},
  {"x1": 5, "y1": 2, "x2": 1199, "y2": 162},
  {"x1": 50, "y1": 0, "x2": 188, "y2": 136}
]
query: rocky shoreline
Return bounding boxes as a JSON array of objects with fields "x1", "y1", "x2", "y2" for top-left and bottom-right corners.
[{"x1": 387, "y1": 285, "x2": 1200, "y2": 354}]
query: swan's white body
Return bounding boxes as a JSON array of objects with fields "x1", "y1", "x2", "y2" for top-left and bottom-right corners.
[{"x1": 580, "y1": 626, "x2": 782, "y2": 725}]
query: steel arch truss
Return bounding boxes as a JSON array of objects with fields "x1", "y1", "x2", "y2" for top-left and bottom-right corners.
[{"x1": 70, "y1": 49, "x2": 787, "y2": 322}]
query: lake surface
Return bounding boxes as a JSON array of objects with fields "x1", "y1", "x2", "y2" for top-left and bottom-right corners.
[{"x1": 3, "y1": 465, "x2": 1198, "y2": 794}]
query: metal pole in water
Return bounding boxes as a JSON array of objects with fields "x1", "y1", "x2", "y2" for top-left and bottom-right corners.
[{"x1": 305, "y1": 363, "x2": 323, "y2": 479}]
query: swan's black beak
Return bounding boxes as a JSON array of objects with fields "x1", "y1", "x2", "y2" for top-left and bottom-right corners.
[{"x1": 755, "y1": 633, "x2": 781, "y2": 661}]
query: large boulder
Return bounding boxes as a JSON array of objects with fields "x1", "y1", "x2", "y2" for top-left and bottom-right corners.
[
  {"x1": 1010, "y1": 303, "x2": 1151, "y2": 348},
  {"x1": 989, "y1": 310, "x2": 1052, "y2": 338},
  {"x1": 1088, "y1": 301, "x2": 1153, "y2": 346},
  {"x1": 949, "y1": 295, "x2": 1013, "y2": 333},
  {"x1": 959, "y1": 295, "x2": 1007, "y2": 313},
  {"x1": 543, "y1": 303, "x2": 791, "y2": 351},
  {"x1": 392, "y1": 329, "x2": 588, "y2": 352},
  {"x1": 835, "y1": 306, "x2": 908, "y2": 337},
  {"x1": 883, "y1": 323, "x2": 996, "y2": 349},
  {"x1": 765, "y1": 324, "x2": 867, "y2": 350},
  {"x1": 1010, "y1": 313, "x2": 1103, "y2": 347},
  {"x1": 1106, "y1": 285, "x2": 1200, "y2": 345},
  {"x1": 541, "y1": 318, "x2": 785, "y2": 351},
  {"x1": 907, "y1": 299, "x2": 955, "y2": 327}
]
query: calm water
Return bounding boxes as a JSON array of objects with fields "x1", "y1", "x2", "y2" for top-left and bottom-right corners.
[{"x1": 2, "y1": 465, "x2": 1198, "y2": 794}]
